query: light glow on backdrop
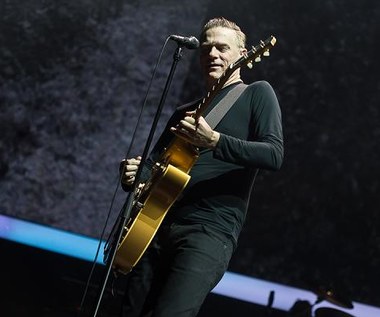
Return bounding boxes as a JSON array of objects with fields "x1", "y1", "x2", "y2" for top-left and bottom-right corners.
[{"x1": 1, "y1": 214, "x2": 379, "y2": 317}]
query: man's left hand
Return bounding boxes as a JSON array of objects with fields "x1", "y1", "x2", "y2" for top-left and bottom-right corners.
[{"x1": 170, "y1": 111, "x2": 220, "y2": 149}]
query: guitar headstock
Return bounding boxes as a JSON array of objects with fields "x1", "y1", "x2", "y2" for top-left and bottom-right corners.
[
  {"x1": 233, "y1": 35, "x2": 277, "y2": 71},
  {"x1": 215, "y1": 35, "x2": 277, "y2": 88}
]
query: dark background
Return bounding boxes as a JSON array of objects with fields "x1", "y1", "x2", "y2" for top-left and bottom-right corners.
[{"x1": 1, "y1": 0, "x2": 379, "y2": 310}]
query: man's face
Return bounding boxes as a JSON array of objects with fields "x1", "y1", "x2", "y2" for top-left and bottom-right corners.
[{"x1": 200, "y1": 27, "x2": 243, "y2": 87}]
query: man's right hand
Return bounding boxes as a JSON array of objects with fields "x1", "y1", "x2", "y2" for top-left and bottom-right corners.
[{"x1": 120, "y1": 156, "x2": 141, "y2": 186}]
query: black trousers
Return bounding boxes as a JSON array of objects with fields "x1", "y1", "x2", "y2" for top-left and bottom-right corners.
[{"x1": 120, "y1": 222, "x2": 234, "y2": 317}]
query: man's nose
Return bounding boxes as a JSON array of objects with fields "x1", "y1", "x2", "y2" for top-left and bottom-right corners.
[{"x1": 209, "y1": 46, "x2": 219, "y2": 57}]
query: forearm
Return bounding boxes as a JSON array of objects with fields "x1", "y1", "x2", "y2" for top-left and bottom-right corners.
[{"x1": 214, "y1": 133, "x2": 284, "y2": 170}]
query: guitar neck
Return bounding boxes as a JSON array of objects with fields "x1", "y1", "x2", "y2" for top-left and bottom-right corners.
[{"x1": 193, "y1": 68, "x2": 235, "y2": 121}]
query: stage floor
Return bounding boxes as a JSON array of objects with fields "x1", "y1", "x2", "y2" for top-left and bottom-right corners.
[{"x1": 1, "y1": 238, "x2": 284, "y2": 317}]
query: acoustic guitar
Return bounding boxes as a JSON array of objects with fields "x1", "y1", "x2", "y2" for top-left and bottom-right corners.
[{"x1": 106, "y1": 36, "x2": 277, "y2": 274}]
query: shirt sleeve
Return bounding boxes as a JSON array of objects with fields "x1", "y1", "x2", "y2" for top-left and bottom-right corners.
[{"x1": 213, "y1": 81, "x2": 284, "y2": 170}]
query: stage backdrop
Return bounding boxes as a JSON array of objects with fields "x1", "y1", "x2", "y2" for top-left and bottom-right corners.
[{"x1": 1, "y1": 0, "x2": 379, "y2": 309}]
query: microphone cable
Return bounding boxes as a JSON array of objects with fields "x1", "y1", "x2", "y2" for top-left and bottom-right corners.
[{"x1": 77, "y1": 35, "x2": 173, "y2": 315}]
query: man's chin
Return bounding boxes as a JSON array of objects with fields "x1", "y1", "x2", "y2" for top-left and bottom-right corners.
[{"x1": 205, "y1": 72, "x2": 222, "y2": 82}]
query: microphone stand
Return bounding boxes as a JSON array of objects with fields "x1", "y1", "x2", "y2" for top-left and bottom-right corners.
[{"x1": 89, "y1": 44, "x2": 184, "y2": 317}]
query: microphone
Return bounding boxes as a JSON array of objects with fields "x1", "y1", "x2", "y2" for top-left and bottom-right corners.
[{"x1": 169, "y1": 35, "x2": 200, "y2": 49}]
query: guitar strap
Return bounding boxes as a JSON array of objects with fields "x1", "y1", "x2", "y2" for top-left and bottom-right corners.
[{"x1": 205, "y1": 83, "x2": 248, "y2": 129}]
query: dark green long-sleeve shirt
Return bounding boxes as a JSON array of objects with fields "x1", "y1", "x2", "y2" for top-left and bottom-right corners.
[{"x1": 141, "y1": 80, "x2": 283, "y2": 244}]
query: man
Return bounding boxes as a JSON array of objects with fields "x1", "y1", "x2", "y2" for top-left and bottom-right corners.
[{"x1": 120, "y1": 17, "x2": 283, "y2": 317}]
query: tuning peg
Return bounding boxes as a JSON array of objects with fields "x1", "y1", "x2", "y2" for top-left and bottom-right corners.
[
  {"x1": 247, "y1": 61, "x2": 253, "y2": 69},
  {"x1": 263, "y1": 50, "x2": 270, "y2": 57},
  {"x1": 255, "y1": 56, "x2": 261, "y2": 62}
]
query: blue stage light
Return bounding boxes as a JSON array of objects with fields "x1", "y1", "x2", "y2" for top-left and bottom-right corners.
[{"x1": 1, "y1": 214, "x2": 379, "y2": 316}]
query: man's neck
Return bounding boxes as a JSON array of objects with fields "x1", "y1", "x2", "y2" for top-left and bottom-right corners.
[
  {"x1": 205, "y1": 69, "x2": 243, "y2": 91},
  {"x1": 206, "y1": 77, "x2": 243, "y2": 91}
]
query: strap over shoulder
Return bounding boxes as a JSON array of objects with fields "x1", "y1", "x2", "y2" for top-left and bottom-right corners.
[{"x1": 205, "y1": 83, "x2": 248, "y2": 129}]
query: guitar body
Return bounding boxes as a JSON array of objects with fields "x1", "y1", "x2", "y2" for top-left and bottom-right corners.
[{"x1": 113, "y1": 163, "x2": 191, "y2": 273}]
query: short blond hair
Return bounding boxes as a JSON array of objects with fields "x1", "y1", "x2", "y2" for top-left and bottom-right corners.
[{"x1": 201, "y1": 17, "x2": 247, "y2": 48}]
